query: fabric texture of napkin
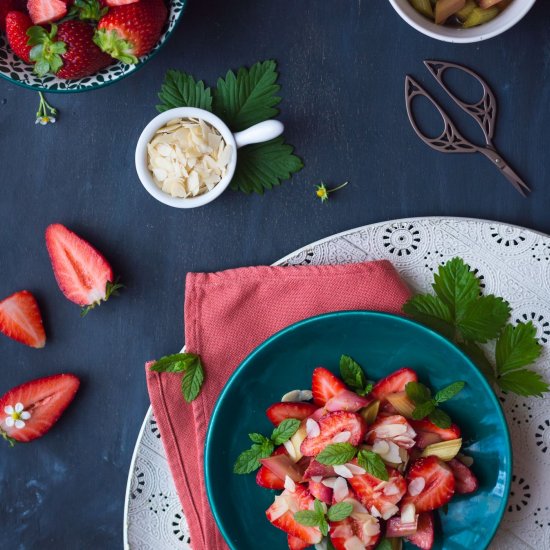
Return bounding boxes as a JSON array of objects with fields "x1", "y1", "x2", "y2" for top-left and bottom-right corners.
[{"x1": 145, "y1": 260, "x2": 411, "y2": 550}]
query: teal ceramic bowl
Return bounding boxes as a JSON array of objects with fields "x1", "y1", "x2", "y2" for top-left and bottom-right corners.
[{"x1": 205, "y1": 311, "x2": 511, "y2": 550}]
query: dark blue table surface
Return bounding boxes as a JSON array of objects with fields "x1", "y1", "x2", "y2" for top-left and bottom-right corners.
[{"x1": 1, "y1": 1, "x2": 550, "y2": 548}]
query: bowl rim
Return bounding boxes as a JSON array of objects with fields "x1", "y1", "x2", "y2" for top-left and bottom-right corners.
[
  {"x1": 204, "y1": 309, "x2": 513, "y2": 549},
  {"x1": 0, "y1": 0, "x2": 188, "y2": 94},
  {"x1": 387, "y1": 0, "x2": 537, "y2": 43}
]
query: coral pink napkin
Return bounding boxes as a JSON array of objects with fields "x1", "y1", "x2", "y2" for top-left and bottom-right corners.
[{"x1": 145, "y1": 260, "x2": 411, "y2": 550}]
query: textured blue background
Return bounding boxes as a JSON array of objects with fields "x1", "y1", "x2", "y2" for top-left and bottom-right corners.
[{"x1": 1, "y1": 0, "x2": 549, "y2": 548}]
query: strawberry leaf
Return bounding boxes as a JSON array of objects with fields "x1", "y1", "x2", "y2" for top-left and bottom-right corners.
[
  {"x1": 497, "y1": 369, "x2": 549, "y2": 397},
  {"x1": 316, "y1": 443, "x2": 357, "y2": 465},
  {"x1": 403, "y1": 294, "x2": 454, "y2": 339},
  {"x1": 457, "y1": 295, "x2": 510, "y2": 343},
  {"x1": 357, "y1": 449, "x2": 389, "y2": 481},
  {"x1": 495, "y1": 322, "x2": 542, "y2": 374},
  {"x1": 156, "y1": 70, "x2": 213, "y2": 113},
  {"x1": 271, "y1": 418, "x2": 300, "y2": 445}
]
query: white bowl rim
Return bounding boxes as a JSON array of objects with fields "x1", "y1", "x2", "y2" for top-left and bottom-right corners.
[
  {"x1": 387, "y1": 0, "x2": 537, "y2": 43},
  {"x1": 135, "y1": 107, "x2": 237, "y2": 209}
]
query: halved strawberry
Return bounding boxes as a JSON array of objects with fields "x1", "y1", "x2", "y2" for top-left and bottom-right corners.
[
  {"x1": 371, "y1": 368, "x2": 418, "y2": 401},
  {"x1": 266, "y1": 486, "x2": 322, "y2": 544},
  {"x1": 406, "y1": 511, "x2": 434, "y2": 550},
  {"x1": 409, "y1": 419, "x2": 461, "y2": 449},
  {"x1": 366, "y1": 414, "x2": 416, "y2": 449},
  {"x1": 325, "y1": 389, "x2": 372, "y2": 412},
  {"x1": 0, "y1": 373, "x2": 79, "y2": 444},
  {"x1": 447, "y1": 459, "x2": 479, "y2": 494},
  {"x1": 256, "y1": 446, "x2": 288, "y2": 490},
  {"x1": 402, "y1": 456, "x2": 455, "y2": 512},
  {"x1": 311, "y1": 367, "x2": 347, "y2": 406},
  {"x1": 45, "y1": 224, "x2": 121, "y2": 315},
  {"x1": 266, "y1": 402, "x2": 318, "y2": 426},
  {"x1": 0, "y1": 290, "x2": 45, "y2": 348},
  {"x1": 347, "y1": 467, "x2": 407, "y2": 519},
  {"x1": 27, "y1": 0, "x2": 67, "y2": 24},
  {"x1": 5, "y1": 11, "x2": 33, "y2": 63},
  {"x1": 287, "y1": 535, "x2": 309, "y2": 550},
  {"x1": 330, "y1": 510, "x2": 381, "y2": 550},
  {"x1": 300, "y1": 411, "x2": 366, "y2": 457}
]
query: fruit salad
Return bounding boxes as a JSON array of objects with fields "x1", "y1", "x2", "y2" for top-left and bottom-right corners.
[
  {"x1": 409, "y1": 0, "x2": 512, "y2": 28},
  {"x1": 234, "y1": 356, "x2": 478, "y2": 549}
]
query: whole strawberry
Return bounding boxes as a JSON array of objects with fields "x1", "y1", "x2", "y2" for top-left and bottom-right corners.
[
  {"x1": 0, "y1": 0, "x2": 26, "y2": 31},
  {"x1": 94, "y1": 0, "x2": 168, "y2": 64},
  {"x1": 5, "y1": 11, "x2": 33, "y2": 63},
  {"x1": 27, "y1": 20, "x2": 113, "y2": 79}
]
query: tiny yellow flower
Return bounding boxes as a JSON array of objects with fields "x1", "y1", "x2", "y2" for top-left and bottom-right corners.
[
  {"x1": 35, "y1": 92, "x2": 58, "y2": 127},
  {"x1": 315, "y1": 181, "x2": 348, "y2": 203}
]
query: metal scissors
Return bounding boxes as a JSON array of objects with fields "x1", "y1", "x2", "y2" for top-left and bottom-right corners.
[{"x1": 405, "y1": 60, "x2": 530, "y2": 197}]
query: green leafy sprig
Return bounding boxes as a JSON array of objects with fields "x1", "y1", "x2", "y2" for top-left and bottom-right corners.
[
  {"x1": 316, "y1": 444, "x2": 389, "y2": 481},
  {"x1": 405, "y1": 381, "x2": 465, "y2": 429},
  {"x1": 233, "y1": 419, "x2": 300, "y2": 474},
  {"x1": 294, "y1": 499, "x2": 353, "y2": 536},
  {"x1": 403, "y1": 257, "x2": 548, "y2": 398},
  {"x1": 339, "y1": 355, "x2": 373, "y2": 396},
  {"x1": 149, "y1": 353, "x2": 205, "y2": 403},
  {"x1": 156, "y1": 60, "x2": 303, "y2": 194}
]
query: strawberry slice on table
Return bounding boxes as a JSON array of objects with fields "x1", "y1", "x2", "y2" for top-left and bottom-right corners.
[
  {"x1": 27, "y1": 0, "x2": 67, "y2": 24},
  {"x1": 402, "y1": 456, "x2": 455, "y2": 512},
  {"x1": 94, "y1": 0, "x2": 168, "y2": 63},
  {"x1": 371, "y1": 368, "x2": 418, "y2": 401},
  {"x1": 406, "y1": 511, "x2": 435, "y2": 550},
  {"x1": 266, "y1": 485, "x2": 322, "y2": 545},
  {"x1": 0, "y1": 373, "x2": 80, "y2": 444},
  {"x1": 300, "y1": 411, "x2": 366, "y2": 457},
  {"x1": 347, "y1": 466, "x2": 407, "y2": 520},
  {"x1": 447, "y1": 458, "x2": 479, "y2": 494},
  {"x1": 5, "y1": 11, "x2": 33, "y2": 63},
  {"x1": 311, "y1": 367, "x2": 347, "y2": 406},
  {"x1": 409, "y1": 419, "x2": 461, "y2": 449},
  {"x1": 45, "y1": 224, "x2": 121, "y2": 315},
  {"x1": 266, "y1": 402, "x2": 318, "y2": 426},
  {"x1": 0, "y1": 290, "x2": 45, "y2": 348},
  {"x1": 287, "y1": 534, "x2": 309, "y2": 550}
]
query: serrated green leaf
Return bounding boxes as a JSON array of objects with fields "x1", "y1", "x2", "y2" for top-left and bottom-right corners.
[
  {"x1": 271, "y1": 418, "x2": 300, "y2": 445},
  {"x1": 150, "y1": 353, "x2": 199, "y2": 373},
  {"x1": 294, "y1": 510, "x2": 321, "y2": 527},
  {"x1": 411, "y1": 400, "x2": 436, "y2": 420},
  {"x1": 402, "y1": 294, "x2": 454, "y2": 339},
  {"x1": 327, "y1": 501, "x2": 353, "y2": 522},
  {"x1": 156, "y1": 70, "x2": 213, "y2": 112},
  {"x1": 233, "y1": 447, "x2": 264, "y2": 474},
  {"x1": 249, "y1": 433, "x2": 268, "y2": 444},
  {"x1": 497, "y1": 369, "x2": 549, "y2": 397},
  {"x1": 457, "y1": 295, "x2": 510, "y2": 343},
  {"x1": 340, "y1": 355, "x2": 368, "y2": 393},
  {"x1": 213, "y1": 60, "x2": 281, "y2": 131},
  {"x1": 181, "y1": 357, "x2": 205, "y2": 402},
  {"x1": 357, "y1": 450, "x2": 389, "y2": 481},
  {"x1": 314, "y1": 499, "x2": 325, "y2": 517},
  {"x1": 434, "y1": 381, "x2": 465, "y2": 403},
  {"x1": 428, "y1": 408, "x2": 452, "y2": 429},
  {"x1": 319, "y1": 516, "x2": 329, "y2": 536},
  {"x1": 231, "y1": 137, "x2": 303, "y2": 194},
  {"x1": 316, "y1": 443, "x2": 357, "y2": 465},
  {"x1": 405, "y1": 381, "x2": 432, "y2": 405},
  {"x1": 495, "y1": 322, "x2": 542, "y2": 374}
]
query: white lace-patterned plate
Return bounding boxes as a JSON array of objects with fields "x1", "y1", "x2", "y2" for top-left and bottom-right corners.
[{"x1": 124, "y1": 217, "x2": 550, "y2": 550}]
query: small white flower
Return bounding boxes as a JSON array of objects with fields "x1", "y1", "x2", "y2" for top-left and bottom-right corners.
[{"x1": 4, "y1": 402, "x2": 30, "y2": 429}]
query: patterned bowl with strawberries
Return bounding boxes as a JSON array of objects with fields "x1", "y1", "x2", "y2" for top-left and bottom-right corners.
[{"x1": 0, "y1": 0, "x2": 186, "y2": 92}]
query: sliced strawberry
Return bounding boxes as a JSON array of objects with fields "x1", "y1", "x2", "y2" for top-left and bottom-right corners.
[
  {"x1": 104, "y1": 0, "x2": 138, "y2": 4},
  {"x1": 266, "y1": 402, "x2": 318, "y2": 426},
  {"x1": 27, "y1": 0, "x2": 67, "y2": 24},
  {"x1": 5, "y1": 11, "x2": 33, "y2": 63},
  {"x1": 325, "y1": 389, "x2": 372, "y2": 412},
  {"x1": 256, "y1": 446, "x2": 288, "y2": 489},
  {"x1": 311, "y1": 367, "x2": 347, "y2": 406},
  {"x1": 300, "y1": 411, "x2": 366, "y2": 457},
  {"x1": 409, "y1": 419, "x2": 461, "y2": 449},
  {"x1": 371, "y1": 368, "x2": 418, "y2": 401},
  {"x1": 347, "y1": 466, "x2": 407, "y2": 520},
  {"x1": 366, "y1": 414, "x2": 416, "y2": 449},
  {"x1": 402, "y1": 456, "x2": 455, "y2": 512},
  {"x1": 260, "y1": 454, "x2": 303, "y2": 483},
  {"x1": 447, "y1": 458, "x2": 479, "y2": 494},
  {"x1": 287, "y1": 534, "x2": 309, "y2": 550},
  {"x1": 0, "y1": 374, "x2": 79, "y2": 443},
  {"x1": 0, "y1": 290, "x2": 45, "y2": 348},
  {"x1": 406, "y1": 512, "x2": 435, "y2": 550},
  {"x1": 303, "y1": 459, "x2": 336, "y2": 480},
  {"x1": 330, "y1": 513, "x2": 381, "y2": 550},
  {"x1": 266, "y1": 486, "x2": 322, "y2": 544},
  {"x1": 308, "y1": 479, "x2": 333, "y2": 504},
  {"x1": 45, "y1": 223, "x2": 120, "y2": 313}
]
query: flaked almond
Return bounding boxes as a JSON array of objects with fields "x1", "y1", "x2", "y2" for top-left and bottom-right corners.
[
  {"x1": 383, "y1": 482, "x2": 400, "y2": 496},
  {"x1": 321, "y1": 477, "x2": 338, "y2": 489},
  {"x1": 284, "y1": 475, "x2": 296, "y2": 493},
  {"x1": 382, "y1": 504, "x2": 400, "y2": 520},
  {"x1": 344, "y1": 535, "x2": 367, "y2": 550},
  {"x1": 408, "y1": 476, "x2": 426, "y2": 496},
  {"x1": 306, "y1": 418, "x2": 321, "y2": 438},
  {"x1": 332, "y1": 430, "x2": 351, "y2": 443},
  {"x1": 334, "y1": 464, "x2": 353, "y2": 479},
  {"x1": 333, "y1": 476, "x2": 350, "y2": 502},
  {"x1": 345, "y1": 463, "x2": 366, "y2": 476},
  {"x1": 401, "y1": 503, "x2": 416, "y2": 524},
  {"x1": 311, "y1": 475, "x2": 323, "y2": 483}
]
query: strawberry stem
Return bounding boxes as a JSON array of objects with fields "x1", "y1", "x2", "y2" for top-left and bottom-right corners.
[
  {"x1": 93, "y1": 29, "x2": 138, "y2": 65},
  {"x1": 35, "y1": 92, "x2": 58, "y2": 125},
  {"x1": 80, "y1": 279, "x2": 124, "y2": 317}
]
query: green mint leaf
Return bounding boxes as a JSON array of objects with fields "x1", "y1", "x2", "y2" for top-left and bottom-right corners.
[
  {"x1": 357, "y1": 449, "x2": 389, "y2": 481},
  {"x1": 314, "y1": 499, "x2": 325, "y2": 517},
  {"x1": 402, "y1": 294, "x2": 454, "y2": 339},
  {"x1": 457, "y1": 340, "x2": 495, "y2": 382},
  {"x1": 271, "y1": 418, "x2": 300, "y2": 445},
  {"x1": 181, "y1": 356, "x2": 205, "y2": 402},
  {"x1": 428, "y1": 408, "x2": 452, "y2": 429},
  {"x1": 316, "y1": 443, "x2": 357, "y2": 465},
  {"x1": 156, "y1": 70, "x2": 213, "y2": 113},
  {"x1": 248, "y1": 433, "x2": 269, "y2": 444},
  {"x1": 357, "y1": 383, "x2": 373, "y2": 397},
  {"x1": 319, "y1": 515, "x2": 329, "y2": 537},
  {"x1": 327, "y1": 501, "x2": 354, "y2": 522},
  {"x1": 495, "y1": 322, "x2": 542, "y2": 374},
  {"x1": 497, "y1": 369, "x2": 549, "y2": 397},
  {"x1": 150, "y1": 353, "x2": 199, "y2": 373},
  {"x1": 411, "y1": 400, "x2": 436, "y2": 420},
  {"x1": 432, "y1": 257, "x2": 480, "y2": 319},
  {"x1": 213, "y1": 60, "x2": 281, "y2": 132},
  {"x1": 231, "y1": 137, "x2": 303, "y2": 194},
  {"x1": 258, "y1": 439, "x2": 275, "y2": 456},
  {"x1": 340, "y1": 355, "x2": 368, "y2": 393},
  {"x1": 457, "y1": 294, "x2": 510, "y2": 343},
  {"x1": 405, "y1": 381, "x2": 432, "y2": 405},
  {"x1": 434, "y1": 381, "x2": 465, "y2": 403},
  {"x1": 376, "y1": 540, "x2": 392, "y2": 550},
  {"x1": 233, "y1": 447, "x2": 264, "y2": 474},
  {"x1": 294, "y1": 510, "x2": 321, "y2": 527}
]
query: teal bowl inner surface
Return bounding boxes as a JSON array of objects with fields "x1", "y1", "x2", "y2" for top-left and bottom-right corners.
[{"x1": 205, "y1": 311, "x2": 511, "y2": 550}]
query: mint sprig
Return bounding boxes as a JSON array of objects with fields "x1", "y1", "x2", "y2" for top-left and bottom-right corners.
[
  {"x1": 316, "y1": 443, "x2": 357, "y2": 465},
  {"x1": 357, "y1": 449, "x2": 389, "y2": 481},
  {"x1": 403, "y1": 257, "x2": 548, "y2": 398},
  {"x1": 233, "y1": 418, "x2": 300, "y2": 474},
  {"x1": 294, "y1": 500, "x2": 353, "y2": 536},
  {"x1": 149, "y1": 353, "x2": 205, "y2": 402},
  {"x1": 339, "y1": 355, "x2": 373, "y2": 396}
]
